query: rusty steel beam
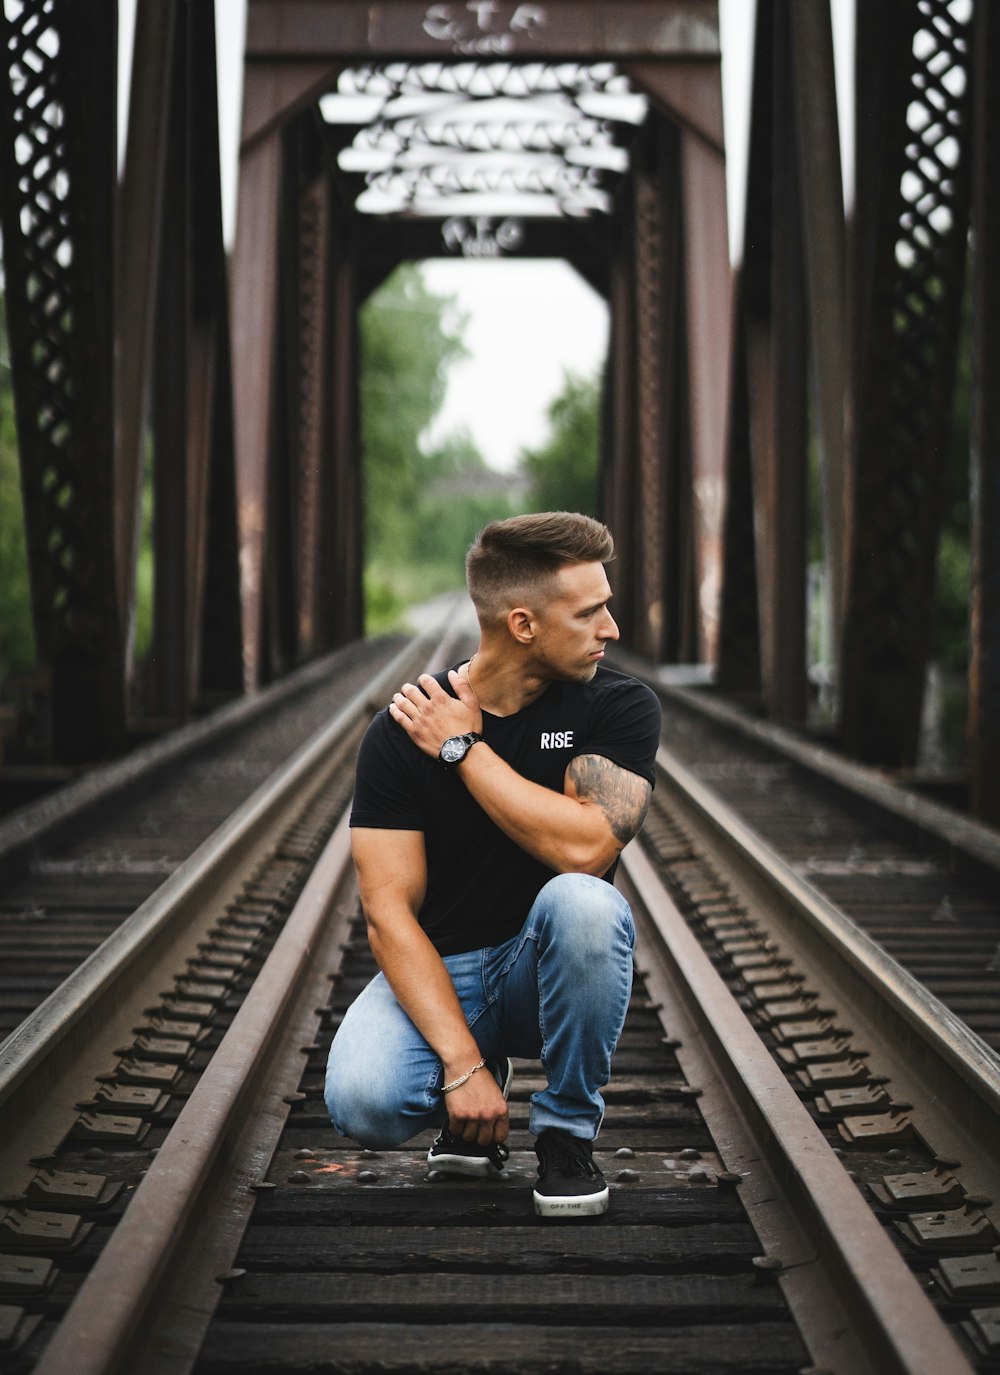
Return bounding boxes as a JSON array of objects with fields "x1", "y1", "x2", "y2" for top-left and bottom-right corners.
[
  {"x1": 0, "y1": 0, "x2": 125, "y2": 762},
  {"x1": 680, "y1": 127, "x2": 731, "y2": 666},
  {"x1": 147, "y1": 1, "x2": 236, "y2": 721},
  {"x1": 715, "y1": 268, "x2": 761, "y2": 697},
  {"x1": 326, "y1": 215, "x2": 365, "y2": 646},
  {"x1": 285, "y1": 140, "x2": 335, "y2": 662},
  {"x1": 621, "y1": 57, "x2": 731, "y2": 665},
  {"x1": 604, "y1": 221, "x2": 639, "y2": 646},
  {"x1": 231, "y1": 95, "x2": 284, "y2": 689},
  {"x1": 631, "y1": 116, "x2": 689, "y2": 662},
  {"x1": 116, "y1": 1, "x2": 177, "y2": 653},
  {"x1": 740, "y1": 0, "x2": 808, "y2": 725},
  {"x1": 789, "y1": 1, "x2": 846, "y2": 671},
  {"x1": 840, "y1": 0, "x2": 973, "y2": 767},
  {"x1": 245, "y1": 1, "x2": 720, "y2": 61},
  {"x1": 970, "y1": 2, "x2": 1000, "y2": 825}
]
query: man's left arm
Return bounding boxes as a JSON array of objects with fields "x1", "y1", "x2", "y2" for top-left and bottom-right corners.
[{"x1": 389, "y1": 672, "x2": 653, "y2": 875}]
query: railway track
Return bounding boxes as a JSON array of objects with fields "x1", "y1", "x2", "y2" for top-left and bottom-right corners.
[
  {"x1": 1, "y1": 633, "x2": 998, "y2": 1373},
  {"x1": 0, "y1": 636, "x2": 406, "y2": 1042}
]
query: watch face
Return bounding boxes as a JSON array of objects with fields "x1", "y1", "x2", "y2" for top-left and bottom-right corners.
[{"x1": 440, "y1": 736, "x2": 467, "y2": 764}]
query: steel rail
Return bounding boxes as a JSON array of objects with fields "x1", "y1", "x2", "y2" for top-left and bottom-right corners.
[
  {"x1": 645, "y1": 668, "x2": 1000, "y2": 876},
  {"x1": 619, "y1": 840, "x2": 976, "y2": 1375},
  {"x1": 652, "y1": 745, "x2": 1000, "y2": 1205},
  {"x1": 25, "y1": 628, "x2": 461, "y2": 1375},
  {"x1": 0, "y1": 628, "x2": 444, "y2": 1195},
  {"x1": 0, "y1": 638, "x2": 400, "y2": 884}
]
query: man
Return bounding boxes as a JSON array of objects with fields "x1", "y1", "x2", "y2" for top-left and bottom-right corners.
[{"x1": 325, "y1": 511, "x2": 661, "y2": 1217}]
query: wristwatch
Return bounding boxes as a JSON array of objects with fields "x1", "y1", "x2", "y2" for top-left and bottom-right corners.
[{"x1": 439, "y1": 731, "x2": 483, "y2": 767}]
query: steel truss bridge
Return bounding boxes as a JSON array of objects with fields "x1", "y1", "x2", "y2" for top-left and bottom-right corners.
[{"x1": 0, "y1": 0, "x2": 997, "y2": 826}]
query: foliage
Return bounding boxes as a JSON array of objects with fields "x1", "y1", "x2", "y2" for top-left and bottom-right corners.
[
  {"x1": 520, "y1": 370, "x2": 601, "y2": 516},
  {"x1": 359, "y1": 267, "x2": 523, "y2": 625},
  {"x1": 360, "y1": 265, "x2": 468, "y2": 563}
]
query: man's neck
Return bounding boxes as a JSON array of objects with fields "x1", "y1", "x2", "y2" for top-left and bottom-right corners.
[{"x1": 461, "y1": 645, "x2": 550, "y2": 719}]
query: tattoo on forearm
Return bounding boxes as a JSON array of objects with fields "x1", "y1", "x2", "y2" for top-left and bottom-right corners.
[{"x1": 567, "y1": 754, "x2": 652, "y2": 847}]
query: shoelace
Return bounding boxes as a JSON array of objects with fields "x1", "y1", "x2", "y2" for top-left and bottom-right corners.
[
  {"x1": 435, "y1": 1128, "x2": 509, "y2": 1171},
  {"x1": 537, "y1": 1134, "x2": 598, "y2": 1178}
]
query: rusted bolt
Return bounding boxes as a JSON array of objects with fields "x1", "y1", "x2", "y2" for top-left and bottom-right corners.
[
  {"x1": 283, "y1": 1092, "x2": 307, "y2": 1104},
  {"x1": 614, "y1": 1147, "x2": 635, "y2": 1159},
  {"x1": 753, "y1": 1255, "x2": 783, "y2": 1272},
  {"x1": 361, "y1": 1149, "x2": 382, "y2": 1158},
  {"x1": 717, "y1": 1172, "x2": 743, "y2": 1187},
  {"x1": 680, "y1": 1148, "x2": 701, "y2": 1161},
  {"x1": 358, "y1": 1170, "x2": 379, "y2": 1184},
  {"x1": 287, "y1": 1171, "x2": 312, "y2": 1184},
  {"x1": 615, "y1": 1168, "x2": 640, "y2": 1183},
  {"x1": 679, "y1": 1086, "x2": 703, "y2": 1099},
  {"x1": 216, "y1": 1269, "x2": 246, "y2": 1284},
  {"x1": 886, "y1": 1148, "x2": 906, "y2": 1161},
  {"x1": 251, "y1": 1181, "x2": 276, "y2": 1192},
  {"x1": 688, "y1": 1168, "x2": 711, "y2": 1183},
  {"x1": 293, "y1": 1148, "x2": 315, "y2": 1159}
]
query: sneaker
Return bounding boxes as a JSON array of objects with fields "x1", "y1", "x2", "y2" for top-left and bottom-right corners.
[
  {"x1": 426, "y1": 1057, "x2": 513, "y2": 1177},
  {"x1": 532, "y1": 1128, "x2": 609, "y2": 1217}
]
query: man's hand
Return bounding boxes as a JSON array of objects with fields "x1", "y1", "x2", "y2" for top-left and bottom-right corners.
[
  {"x1": 444, "y1": 1062, "x2": 509, "y2": 1145},
  {"x1": 388, "y1": 670, "x2": 482, "y2": 760}
]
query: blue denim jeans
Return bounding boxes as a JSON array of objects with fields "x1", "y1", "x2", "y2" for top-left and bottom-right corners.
[{"x1": 325, "y1": 873, "x2": 635, "y2": 1146}]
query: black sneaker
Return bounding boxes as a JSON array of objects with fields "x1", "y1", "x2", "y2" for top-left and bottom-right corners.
[
  {"x1": 426, "y1": 1057, "x2": 513, "y2": 1177},
  {"x1": 532, "y1": 1128, "x2": 609, "y2": 1217}
]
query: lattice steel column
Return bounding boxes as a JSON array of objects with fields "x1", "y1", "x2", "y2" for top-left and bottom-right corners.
[
  {"x1": 326, "y1": 223, "x2": 365, "y2": 647},
  {"x1": 149, "y1": 0, "x2": 242, "y2": 717},
  {"x1": 632, "y1": 131, "x2": 674, "y2": 662},
  {"x1": 970, "y1": 1, "x2": 1000, "y2": 824},
  {"x1": 840, "y1": 0, "x2": 973, "y2": 765},
  {"x1": 283, "y1": 116, "x2": 334, "y2": 662},
  {"x1": 741, "y1": 0, "x2": 809, "y2": 724},
  {"x1": 603, "y1": 217, "x2": 639, "y2": 645},
  {"x1": 715, "y1": 270, "x2": 762, "y2": 696},
  {"x1": 0, "y1": 0, "x2": 124, "y2": 761}
]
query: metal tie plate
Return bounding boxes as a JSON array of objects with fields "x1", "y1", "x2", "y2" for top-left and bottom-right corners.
[
  {"x1": 0, "y1": 1254, "x2": 57, "y2": 1297},
  {"x1": 895, "y1": 1207, "x2": 1000, "y2": 1253},
  {"x1": 24, "y1": 1170, "x2": 124, "y2": 1210},
  {"x1": 67, "y1": 1112, "x2": 150, "y2": 1145},
  {"x1": 932, "y1": 1253, "x2": 1000, "y2": 1301},
  {"x1": 816, "y1": 1085, "x2": 890, "y2": 1117},
  {"x1": 837, "y1": 1112, "x2": 917, "y2": 1147},
  {"x1": 0, "y1": 1208, "x2": 93, "y2": 1253},
  {"x1": 868, "y1": 1169, "x2": 965, "y2": 1211}
]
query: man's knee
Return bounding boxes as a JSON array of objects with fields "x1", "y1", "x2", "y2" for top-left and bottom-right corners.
[
  {"x1": 325, "y1": 1047, "x2": 437, "y2": 1150},
  {"x1": 533, "y1": 872, "x2": 634, "y2": 956}
]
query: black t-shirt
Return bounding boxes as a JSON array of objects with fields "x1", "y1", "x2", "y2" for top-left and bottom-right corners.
[{"x1": 349, "y1": 664, "x2": 662, "y2": 955}]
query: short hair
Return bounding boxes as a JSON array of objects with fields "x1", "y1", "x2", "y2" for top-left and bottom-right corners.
[{"x1": 466, "y1": 511, "x2": 614, "y2": 624}]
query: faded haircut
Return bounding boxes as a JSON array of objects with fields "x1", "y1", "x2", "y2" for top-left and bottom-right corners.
[{"x1": 465, "y1": 511, "x2": 614, "y2": 624}]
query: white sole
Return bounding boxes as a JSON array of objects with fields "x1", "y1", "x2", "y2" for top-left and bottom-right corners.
[
  {"x1": 426, "y1": 1151, "x2": 499, "y2": 1177},
  {"x1": 532, "y1": 1185, "x2": 610, "y2": 1217}
]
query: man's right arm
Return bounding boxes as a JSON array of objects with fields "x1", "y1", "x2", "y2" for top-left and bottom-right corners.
[{"x1": 351, "y1": 827, "x2": 509, "y2": 1146}]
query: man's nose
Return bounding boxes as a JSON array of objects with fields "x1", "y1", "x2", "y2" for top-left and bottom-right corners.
[{"x1": 600, "y1": 613, "x2": 619, "y2": 641}]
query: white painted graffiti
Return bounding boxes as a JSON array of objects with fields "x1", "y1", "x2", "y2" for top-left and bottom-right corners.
[
  {"x1": 442, "y1": 217, "x2": 526, "y2": 258},
  {"x1": 422, "y1": 3, "x2": 547, "y2": 55}
]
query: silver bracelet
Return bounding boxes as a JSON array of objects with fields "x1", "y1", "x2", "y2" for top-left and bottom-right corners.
[{"x1": 441, "y1": 1056, "x2": 486, "y2": 1095}]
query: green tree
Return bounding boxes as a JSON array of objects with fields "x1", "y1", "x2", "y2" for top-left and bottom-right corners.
[
  {"x1": 410, "y1": 428, "x2": 523, "y2": 576},
  {"x1": 360, "y1": 264, "x2": 468, "y2": 567},
  {"x1": 520, "y1": 369, "x2": 601, "y2": 517}
]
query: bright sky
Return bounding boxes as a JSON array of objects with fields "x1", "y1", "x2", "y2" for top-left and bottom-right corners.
[{"x1": 118, "y1": 0, "x2": 855, "y2": 473}]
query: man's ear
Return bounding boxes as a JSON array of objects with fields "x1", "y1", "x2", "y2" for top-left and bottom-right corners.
[{"x1": 507, "y1": 606, "x2": 536, "y2": 645}]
